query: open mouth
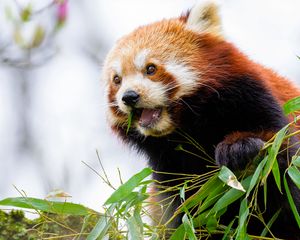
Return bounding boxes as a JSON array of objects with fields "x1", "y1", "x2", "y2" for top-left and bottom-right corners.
[{"x1": 134, "y1": 108, "x2": 163, "y2": 128}]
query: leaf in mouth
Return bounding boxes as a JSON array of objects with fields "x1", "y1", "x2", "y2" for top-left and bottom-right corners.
[{"x1": 126, "y1": 111, "x2": 133, "y2": 135}]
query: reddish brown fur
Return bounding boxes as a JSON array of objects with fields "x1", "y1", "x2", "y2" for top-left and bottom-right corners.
[
  {"x1": 223, "y1": 131, "x2": 275, "y2": 145},
  {"x1": 188, "y1": 34, "x2": 300, "y2": 109},
  {"x1": 103, "y1": 6, "x2": 300, "y2": 238}
]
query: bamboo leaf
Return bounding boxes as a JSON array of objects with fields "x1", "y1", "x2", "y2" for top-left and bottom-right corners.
[
  {"x1": 292, "y1": 156, "x2": 300, "y2": 168},
  {"x1": 260, "y1": 209, "x2": 281, "y2": 237},
  {"x1": 283, "y1": 96, "x2": 300, "y2": 115},
  {"x1": 105, "y1": 168, "x2": 152, "y2": 205},
  {"x1": 246, "y1": 157, "x2": 267, "y2": 197},
  {"x1": 283, "y1": 175, "x2": 300, "y2": 228},
  {"x1": 176, "y1": 175, "x2": 221, "y2": 214},
  {"x1": 127, "y1": 216, "x2": 144, "y2": 240},
  {"x1": 206, "y1": 216, "x2": 218, "y2": 233},
  {"x1": 0, "y1": 197, "x2": 89, "y2": 215},
  {"x1": 133, "y1": 204, "x2": 144, "y2": 234},
  {"x1": 287, "y1": 166, "x2": 300, "y2": 189},
  {"x1": 219, "y1": 166, "x2": 245, "y2": 192},
  {"x1": 211, "y1": 176, "x2": 251, "y2": 214},
  {"x1": 272, "y1": 159, "x2": 282, "y2": 192},
  {"x1": 180, "y1": 183, "x2": 187, "y2": 201},
  {"x1": 236, "y1": 198, "x2": 249, "y2": 239},
  {"x1": 263, "y1": 181, "x2": 268, "y2": 209},
  {"x1": 262, "y1": 126, "x2": 288, "y2": 184},
  {"x1": 182, "y1": 214, "x2": 197, "y2": 240},
  {"x1": 222, "y1": 218, "x2": 235, "y2": 240},
  {"x1": 197, "y1": 182, "x2": 226, "y2": 213},
  {"x1": 126, "y1": 111, "x2": 133, "y2": 134},
  {"x1": 87, "y1": 212, "x2": 112, "y2": 240},
  {"x1": 170, "y1": 224, "x2": 185, "y2": 240}
]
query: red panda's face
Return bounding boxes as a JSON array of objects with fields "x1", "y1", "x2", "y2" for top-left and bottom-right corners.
[
  {"x1": 103, "y1": 4, "x2": 222, "y2": 137},
  {"x1": 103, "y1": 20, "x2": 203, "y2": 137}
]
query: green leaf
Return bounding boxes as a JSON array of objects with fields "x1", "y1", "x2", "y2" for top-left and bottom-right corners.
[
  {"x1": 133, "y1": 204, "x2": 144, "y2": 234},
  {"x1": 104, "y1": 168, "x2": 152, "y2": 205},
  {"x1": 211, "y1": 176, "x2": 251, "y2": 214},
  {"x1": 182, "y1": 214, "x2": 197, "y2": 240},
  {"x1": 193, "y1": 209, "x2": 211, "y2": 227},
  {"x1": 197, "y1": 182, "x2": 226, "y2": 214},
  {"x1": 221, "y1": 218, "x2": 235, "y2": 240},
  {"x1": 0, "y1": 197, "x2": 89, "y2": 215},
  {"x1": 292, "y1": 156, "x2": 300, "y2": 168},
  {"x1": 126, "y1": 111, "x2": 133, "y2": 134},
  {"x1": 194, "y1": 207, "x2": 227, "y2": 229},
  {"x1": 78, "y1": 214, "x2": 96, "y2": 239},
  {"x1": 260, "y1": 209, "x2": 281, "y2": 237},
  {"x1": 176, "y1": 175, "x2": 222, "y2": 214},
  {"x1": 170, "y1": 224, "x2": 185, "y2": 240},
  {"x1": 283, "y1": 96, "x2": 300, "y2": 115},
  {"x1": 127, "y1": 216, "x2": 144, "y2": 240},
  {"x1": 180, "y1": 183, "x2": 187, "y2": 201},
  {"x1": 287, "y1": 166, "x2": 300, "y2": 189},
  {"x1": 87, "y1": 212, "x2": 112, "y2": 240},
  {"x1": 262, "y1": 126, "x2": 288, "y2": 184},
  {"x1": 283, "y1": 175, "x2": 300, "y2": 228},
  {"x1": 271, "y1": 158, "x2": 282, "y2": 192},
  {"x1": 263, "y1": 181, "x2": 268, "y2": 209},
  {"x1": 236, "y1": 198, "x2": 249, "y2": 239},
  {"x1": 118, "y1": 191, "x2": 148, "y2": 215},
  {"x1": 246, "y1": 157, "x2": 267, "y2": 198},
  {"x1": 218, "y1": 166, "x2": 245, "y2": 192},
  {"x1": 206, "y1": 216, "x2": 218, "y2": 233}
]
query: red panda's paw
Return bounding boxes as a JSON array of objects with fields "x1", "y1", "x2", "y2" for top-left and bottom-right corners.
[{"x1": 215, "y1": 137, "x2": 264, "y2": 171}]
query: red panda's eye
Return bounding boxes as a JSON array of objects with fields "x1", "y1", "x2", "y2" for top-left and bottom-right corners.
[
  {"x1": 146, "y1": 64, "x2": 157, "y2": 75},
  {"x1": 113, "y1": 75, "x2": 122, "y2": 85}
]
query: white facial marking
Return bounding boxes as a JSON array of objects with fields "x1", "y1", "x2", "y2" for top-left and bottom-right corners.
[
  {"x1": 134, "y1": 49, "x2": 150, "y2": 70},
  {"x1": 120, "y1": 46, "x2": 132, "y2": 56},
  {"x1": 116, "y1": 73, "x2": 167, "y2": 113},
  {"x1": 164, "y1": 61, "x2": 199, "y2": 99},
  {"x1": 110, "y1": 59, "x2": 122, "y2": 76}
]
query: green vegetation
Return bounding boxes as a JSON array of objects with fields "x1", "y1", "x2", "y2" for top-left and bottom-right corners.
[
  {"x1": 0, "y1": 209, "x2": 98, "y2": 239},
  {"x1": 1, "y1": 96, "x2": 300, "y2": 239}
]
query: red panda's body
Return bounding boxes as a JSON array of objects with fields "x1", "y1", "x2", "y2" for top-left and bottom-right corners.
[{"x1": 103, "y1": 3, "x2": 300, "y2": 238}]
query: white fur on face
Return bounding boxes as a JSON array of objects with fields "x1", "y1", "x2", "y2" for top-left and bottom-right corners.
[
  {"x1": 116, "y1": 73, "x2": 168, "y2": 113},
  {"x1": 164, "y1": 61, "x2": 199, "y2": 99},
  {"x1": 134, "y1": 49, "x2": 150, "y2": 70},
  {"x1": 110, "y1": 59, "x2": 122, "y2": 76}
]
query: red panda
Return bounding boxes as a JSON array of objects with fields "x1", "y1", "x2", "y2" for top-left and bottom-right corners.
[{"x1": 103, "y1": 2, "x2": 300, "y2": 238}]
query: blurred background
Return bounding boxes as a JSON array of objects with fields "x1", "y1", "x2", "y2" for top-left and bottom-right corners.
[{"x1": 0, "y1": 0, "x2": 299, "y2": 213}]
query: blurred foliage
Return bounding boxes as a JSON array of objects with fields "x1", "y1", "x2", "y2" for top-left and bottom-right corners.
[
  {"x1": 1, "y1": 0, "x2": 68, "y2": 68},
  {"x1": 0, "y1": 209, "x2": 99, "y2": 239}
]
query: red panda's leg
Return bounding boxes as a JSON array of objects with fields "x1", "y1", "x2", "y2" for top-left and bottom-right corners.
[{"x1": 215, "y1": 131, "x2": 274, "y2": 171}]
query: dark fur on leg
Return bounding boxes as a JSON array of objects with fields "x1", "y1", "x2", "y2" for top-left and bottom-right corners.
[{"x1": 215, "y1": 137, "x2": 264, "y2": 170}]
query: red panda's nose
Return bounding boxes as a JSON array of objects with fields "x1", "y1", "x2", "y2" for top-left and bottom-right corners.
[{"x1": 122, "y1": 90, "x2": 140, "y2": 107}]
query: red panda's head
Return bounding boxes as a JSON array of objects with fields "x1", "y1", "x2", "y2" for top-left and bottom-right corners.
[{"x1": 103, "y1": 2, "x2": 222, "y2": 137}]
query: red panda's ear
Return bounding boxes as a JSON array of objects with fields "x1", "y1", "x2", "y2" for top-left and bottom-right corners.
[{"x1": 186, "y1": 1, "x2": 222, "y2": 37}]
